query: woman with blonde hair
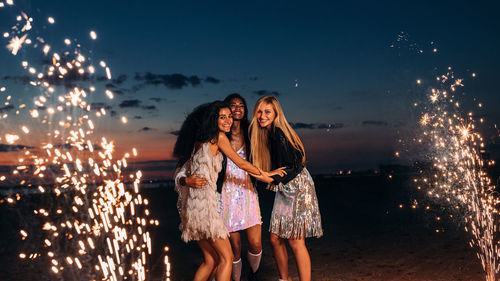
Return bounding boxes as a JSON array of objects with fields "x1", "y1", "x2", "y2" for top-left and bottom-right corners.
[{"x1": 250, "y1": 96, "x2": 322, "y2": 281}]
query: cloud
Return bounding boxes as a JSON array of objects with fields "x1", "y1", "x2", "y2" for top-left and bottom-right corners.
[
  {"x1": 119, "y1": 99, "x2": 141, "y2": 108},
  {"x1": 103, "y1": 75, "x2": 129, "y2": 95},
  {"x1": 53, "y1": 143, "x2": 103, "y2": 151},
  {"x1": 118, "y1": 100, "x2": 156, "y2": 111},
  {"x1": 253, "y1": 90, "x2": 281, "y2": 96},
  {"x1": 142, "y1": 105, "x2": 156, "y2": 110},
  {"x1": 149, "y1": 97, "x2": 165, "y2": 103},
  {"x1": 133, "y1": 115, "x2": 143, "y2": 119},
  {"x1": 139, "y1": 127, "x2": 156, "y2": 132},
  {"x1": 205, "y1": 76, "x2": 220, "y2": 84},
  {"x1": 0, "y1": 144, "x2": 34, "y2": 152},
  {"x1": 91, "y1": 102, "x2": 113, "y2": 111},
  {"x1": 249, "y1": 76, "x2": 258, "y2": 81},
  {"x1": 0, "y1": 104, "x2": 15, "y2": 113},
  {"x1": 112, "y1": 89, "x2": 126, "y2": 95},
  {"x1": 105, "y1": 83, "x2": 117, "y2": 89},
  {"x1": 362, "y1": 120, "x2": 388, "y2": 126},
  {"x1": 3, "y1": 56, "x2": 111, "y2": 89},
  {"x1": 113, "y1": 74, "x2": 128, "y2": 85},
  {"x1": 2, "y1": 75, "x2": 31, "y2": 85},
  {"x1": 133, "y1": 72, "x2": 220, "y2": 90},
  {"x1": 290, "y1": 122, "x2": 344, "y2": 130},
  {"x1": 3, "y1": 69, "x2": 220, "y2": 94},
  {"x1": 3, "y1": 73, "x2": 108, "y2": 90},
  {"x1": 170, "y1": 130, "x2": 180, "y2": 136}
]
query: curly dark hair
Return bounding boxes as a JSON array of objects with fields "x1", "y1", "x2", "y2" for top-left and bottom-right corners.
[
  {"x1": 196, "y1": 100, "x2": 230, "y2": 143},
  {"x1": 223, "y1": 93, "x2": 251, "y2": 156},
  {"x1": 173, "y1": 101, "x2": 230, "y2": 167},
  {"x1": 173, "y1": 102, "x2": 211, "y2": 167}
]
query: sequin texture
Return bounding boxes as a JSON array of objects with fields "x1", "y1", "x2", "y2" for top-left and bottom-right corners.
[
  {"x1": 269, "y1": 168, "x2": 323, "y2": 239},
  {"x1": 220, "y1": 146, "x2": 262, "y2": 232}
]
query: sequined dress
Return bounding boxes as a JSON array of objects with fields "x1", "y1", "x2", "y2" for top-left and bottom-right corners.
[
  {"x1": 268, "y1": 127, "x2": 323, "y2": 239},
  {"x1": 174, "y1": 142, "x2": 229, "y2": 242},
  {"x1": 269, "y1": 168, "x2": 322, "y2": 239},
  {"x1": 220, "y1": 146, "x2": 261, "y2": 232}
]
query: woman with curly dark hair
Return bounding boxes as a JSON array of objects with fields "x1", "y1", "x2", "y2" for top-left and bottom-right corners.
[{"x1": 173, "y1": 101, "x2": 285, "y2": 281}]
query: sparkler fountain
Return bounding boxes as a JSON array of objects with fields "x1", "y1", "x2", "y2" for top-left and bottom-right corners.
[
  {"x1": 414, "y1": 67, "x2": 499, "y2": 281},
  {"x1": 0, "y1": 2, "x2": 167, "y2": 280}
]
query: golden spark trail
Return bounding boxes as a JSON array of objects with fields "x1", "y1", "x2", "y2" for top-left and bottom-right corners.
[
  {"x1": 0, "y1": 4, "x2": 163, "y2": 280},
  {"x1": 415, "y1": 68, "x2": 499, "y2": 281}
]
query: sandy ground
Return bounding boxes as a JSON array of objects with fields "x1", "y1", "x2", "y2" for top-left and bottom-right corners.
[
  {"x1": 0, "y1": 174, "x2": 487, "y2": 280},
  {"x1": 149, "y1": 175, "x2": 485, "y2": 281}
]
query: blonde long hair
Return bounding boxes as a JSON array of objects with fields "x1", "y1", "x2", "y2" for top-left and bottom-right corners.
[{"x1": 249, "y1": 96, "x2": 306, "y2": 171}]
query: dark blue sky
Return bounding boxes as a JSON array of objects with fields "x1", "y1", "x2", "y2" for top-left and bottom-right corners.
[{"x1": 1, "y1": 0, "x2": 499, "y2": 174}]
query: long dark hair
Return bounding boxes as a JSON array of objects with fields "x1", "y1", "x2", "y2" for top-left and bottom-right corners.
[
  {"x1": 173, "y1": 101, "x2": 229, "y2": 167},
  {"x1": 223, "y1": 93, "x2": 251, "y2": 157},
  {"x1": 197, "y1": 100, "x2": 230, "y2": 144},
  {"x1": 173, "y1": 102, "x2": 210, "y2": 167}
]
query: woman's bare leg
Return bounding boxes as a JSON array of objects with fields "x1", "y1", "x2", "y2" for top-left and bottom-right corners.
[
  {"x1": 229, "y1": 232, "x2": 242, "y2": 260},
  {"x1": 211, "y1": 237, "x2": 234, "y2": 281},
  {"x1": 288, "y1": 237, "x2": 311, "y2": 281},
  {"x1": 270, "y1": 233, "x2": 289, "y2": 280},
  {"x1": 245, "y1": 224, "x2": 262, "y2": 274},
  {"x1": 245, "y1": 224, "x2": 262, "y2": 254},
  {"x1": 195, "y1": 239, "x2": 219, "y2": 281},
  {"x1": 229, "y1": 232, "x2": 242, "y2": 281}
]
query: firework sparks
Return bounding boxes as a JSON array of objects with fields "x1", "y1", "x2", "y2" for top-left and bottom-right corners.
[
  {"x1": 90, "y1": 31, "x2": 97, "y2": 40},
  {"x1": 1, "y1": 6, "x2": 161, "y2": 281},
  {"x1": 7, "y1": 34, "x2": 27, "y2": 55},
  {"x1": 415, "y1": 68, "x2": 499, "y2": 281}
]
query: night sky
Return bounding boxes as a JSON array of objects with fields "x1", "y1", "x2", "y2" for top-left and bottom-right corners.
[{"x1": 1, "y1": 0, "x2": 499, "y2": 176}]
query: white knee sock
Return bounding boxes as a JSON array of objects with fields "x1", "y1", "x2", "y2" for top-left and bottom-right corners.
[
  {"x1": 231, "y1": 258, "x2": 242, "y2": 281},
  {"x1": 247, "y1": 250, "x2": 262, "y2": 273}
]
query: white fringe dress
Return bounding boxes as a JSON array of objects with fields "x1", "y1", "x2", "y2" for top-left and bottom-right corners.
[{"x1": 174, "y1": 142, "x2": 229, "y2": 242}]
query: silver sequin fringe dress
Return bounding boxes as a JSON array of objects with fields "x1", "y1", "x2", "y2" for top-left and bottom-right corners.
[{"x1": 268, "y1": 168, "x2": 323, "y2": 239}]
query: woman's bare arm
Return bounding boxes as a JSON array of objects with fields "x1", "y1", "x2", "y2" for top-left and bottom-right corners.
[{"x1": 217, "y1": 132, "x2": 261, "y2": 175}]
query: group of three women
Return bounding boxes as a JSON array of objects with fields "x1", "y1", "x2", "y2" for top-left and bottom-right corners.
[{"x1": 173, "y1": 94, "x2": 322, "y2": 281}]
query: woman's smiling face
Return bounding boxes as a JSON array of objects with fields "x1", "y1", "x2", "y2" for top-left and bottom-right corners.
[
  {"x1": 218, "y1": 107, "x2": 233, "y2": 132},
  {"x1": 256, "y1": 102, "x2": 275, "y2": 129},
  {"x1": 229, "y1": 97, "x2": 245, "y2": 121}
]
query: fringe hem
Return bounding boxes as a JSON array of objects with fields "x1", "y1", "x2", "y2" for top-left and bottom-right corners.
[
  {"x1": 267, "y1": 181, "x2": 285, "y2": 192},
  {"x1": 269, "y1": 214, "x2": 323, "y2": 239},
  {"x1": 180, "y1": 227, "x2": 229, "y2": 243}
]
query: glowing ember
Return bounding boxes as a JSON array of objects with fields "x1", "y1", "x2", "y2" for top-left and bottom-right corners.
[
  {"x1": 7, "y1": 34, "x2": 27, "y2": 55},
  {"x1": 5, "y1": 133, "x2": 20, "y2": 144},
  {"x1": 90, "y1": 30, "x2": 97, "y2": 40}
]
